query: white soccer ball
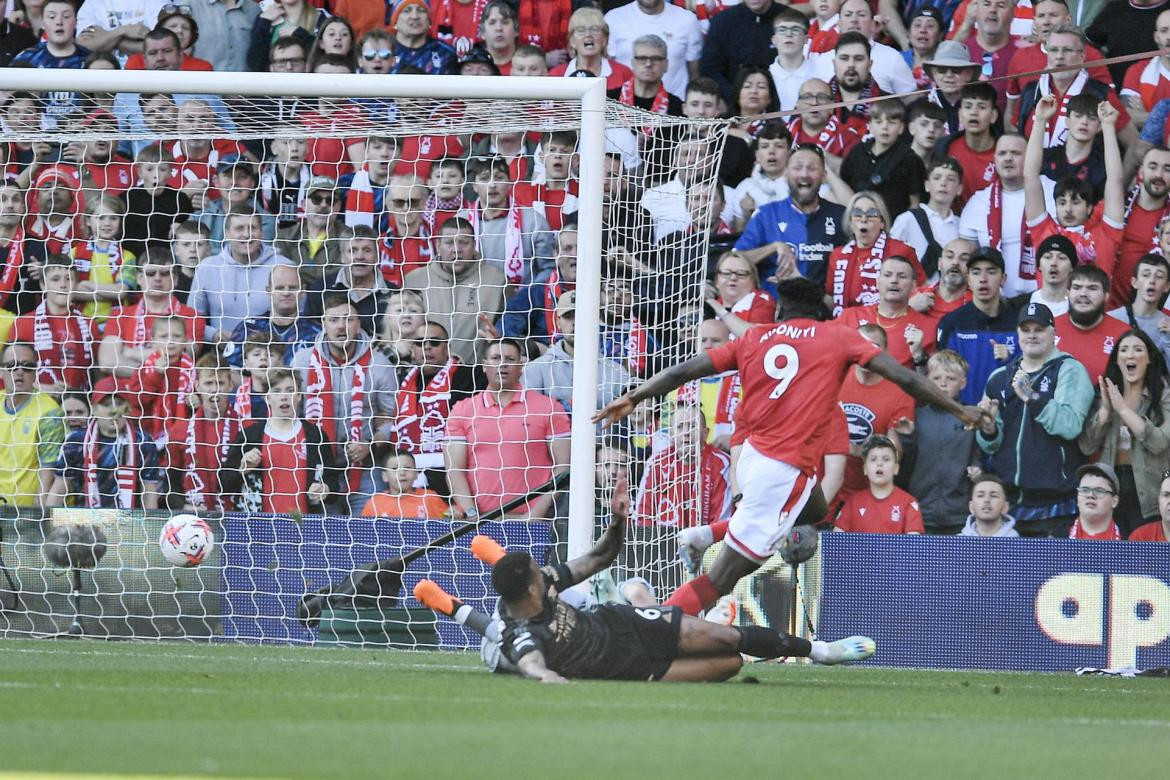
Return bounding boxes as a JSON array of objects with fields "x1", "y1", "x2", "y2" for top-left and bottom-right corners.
[{"x1": 159, "y1": 515, "x2": 214, "y2": 568}]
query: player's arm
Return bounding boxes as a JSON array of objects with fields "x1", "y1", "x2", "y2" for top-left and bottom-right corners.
[
  {"x1": 593, "y1": 354, "x2": 716, "y2": 427},
  {"x1": 516, "y1": 650, "x2": 568, "y2": 683},
  {"x1": 866, "y1": 352, "x2": 983, "y2": 426},
  {"x1": 556, "y1": 513, "x2": 628, "y2": 589}
]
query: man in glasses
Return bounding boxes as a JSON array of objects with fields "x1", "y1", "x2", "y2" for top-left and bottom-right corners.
[
  {"x1": 98, "y1": 244, "x2": 206, "y2": 378},
  {"x1": 379, "y1": 174, "x2": 434, "y2": 287},
  {"x1": 274, "y1": 176, "x2": 349, "y2": 287},
  {"x1": 1069, "y1": 464, "x2": 1123, "y2": 539},
  {"x1": 0, "y1": 342, "x2": 66, "y2": 510},
  {"x1": 976, "y1": 302, "x2": 1093, "y2": 537},
  {"x1": 607, "y1": 35, "x2": 684, "y2": 116},
  {"x1": 387, "y1": 320, "x2": 482, "y2": 498},
  {"x1": 605, "y1": 0, "x2": 702, "y2": 100},
  {"x1": 922, "y1": 40, "x2": 981, "y2": 135},
  {"x1": 767, "y1": 7, "x2": 818, "y2": 112}
]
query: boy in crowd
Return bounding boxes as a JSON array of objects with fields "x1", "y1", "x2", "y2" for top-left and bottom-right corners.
[
  {"x1": 123, "y1": 145, "x2": 191, "y2": 258},
  {"x1": 730, "y1": 124, "x2": 792, "y2": 230},
  {"x1": 164, "y1": 353, "x2": 239, "y2": 513},
  {"x1": 834, "y1": 435, "x2": 924, "y2": 534},
  {"x1": 362, "y1": 448, "x2": 448, "y2": 519},
  {"x1": 1029, "y1": 234, "x2": 1078, "y2": 317},
  {"x1": 260, "y1": 136, "x2": 311, "y2": 229},
  {"x1": 960, "y1": 473, "x2": 1020, "y2": 537},
  {"x1": 907, "y1": 350, "x2": 983, "y2": 534},
  {"x1": 233, "y1": 332, "x2": 283, "y2": 423},
  {"x1": 72, "y1": 193, "x2": 137, "y2": 324},
  {"x1": 9, "y1": 255, "x2": 92, "y2": 394},
  {"x1": 512, "y1": 131, "x2": 579, "y2": 232},
  {"x1": 49, "y1": 377, "x2": 161, "y2": 510},
  {"x1": 935, "y1": 82, "x2": 1001, "y2": 201},
  {"x1": 890, "y1": 157, "x2": 963, "y2": 278},
  {"x1": 906, "y1": 100, "x2": 948, "y2": 171},
  {"x1": 171, "y1": 221, "x2": 211, "y2": 303},
  {"x1": 424, "y1": 158, "x2": 471, "y2": 236},
  {"x1": 840, "y1": 99, "x2": 926, "y2": 216},
  {"x1": 127, "y1": 315, "x2": 195, "y2": 441},
  {"x1": 220, "y1": 367, "x2": 338, "y2": 516},
  {"x1": 1040, "y1": 93, "x2": 1107, "y2": 202},
  {"x1": 1108, "y1": 253, "x2": 1170, "y2": 366}
]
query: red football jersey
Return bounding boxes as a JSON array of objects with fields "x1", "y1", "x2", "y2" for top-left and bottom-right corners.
[
  {"x1": 948, "y1": 136, "x2": 997, "y2": 202},
  {"x1": 1054, "y1": 313, "x2": 1130, "y2": 383},
  {"x1": 10, "y1": 309, "x2": 92, "y2": 391},
  {"x1": 837, "y1": 371, "x2": 915, "y2": 497},
  {"x1": 912, "y1": 282, "x2": 971, "y2": 327},
  {"x1": 632, "y1": 442, "x2": 732, "y2": 528},
  {"x1": 1030, "y1": 213, "x2": 1122, "y2": 278},
  {"x1": 835, "y1": 486, "x2": 924, "y2": 534},
  {"x1": 513, "y1": 181, "x2": 577, "y2": 232},
  {"x1": 837, "y1": 304, "x2": 938, "y2": 369},
  {"x1": 706, "y1": 319, "x2": 882, "y2": 474},
  {"x1": 261, "y1": 423, "x2": 310, "y2": 515},
  {"x1": 1114, "y1": 204, "x2": 1166, "y2": 309}
]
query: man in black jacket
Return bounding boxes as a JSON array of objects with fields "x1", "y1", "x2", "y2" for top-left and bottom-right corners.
[{"x1": 699, "y1": 0, "x2": 781, "y2": 102}]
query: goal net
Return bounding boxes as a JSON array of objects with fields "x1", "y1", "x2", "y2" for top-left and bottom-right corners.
[{"x1": 0, "y1": 71, "x2": 728, "y2": 646}]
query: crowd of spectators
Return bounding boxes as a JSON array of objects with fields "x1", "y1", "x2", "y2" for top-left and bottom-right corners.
[{"x1": 3, "y1": 0, "x2": 1170, "y2": 547}]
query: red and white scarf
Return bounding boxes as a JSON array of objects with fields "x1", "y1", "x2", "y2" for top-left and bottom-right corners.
[
  {"x1": 233, "y1": 377, "x2": 254, "y2": 421},
  {"x1": 183, "y1": 411, "x2": 239, "y2": 511},
  {"x1": 343, "y1": 168, "x2": 379, "y2": 229},
  {"x1": 677, "y1": 371, "x2": 741, "y2": 430},
  {"x1": 1069, "y1": 517, "x2": 1121, "y2": 540},
  {"x1": 469, "y1": 201, "x2": 525, "y2": 284},
  {"x1": 1034, "y1": 70, "x2": 1088, "y2": 147},
  {"x1": 32, "y1": 301, "x2": 92, "y2": 388},
  {"x1": 625, "y1": 316, "x2": 649, "y2": 375},
  {"x1": 139, "y1": 349, "x2": 195, "y2": 432},
  {"x1": 789, "y1": 113, "x2": 858, "y2": 158},
  {"x1": 674, "y1": 0, "x2": 727, "y2": 23},
  {"x1": 830, "y1": 77, "x2": 876, "y2": 119},
  {"x1": 394, "y1": 357, "x2": 458, "y2": 465},
  {"x1": 83, "y1": 420, "x2": 137, "y2": 509},
  {"x1": 527, "y1": 181, "x2": 578, "y2": 231},
  {"x1": 542, "y1": 270, "x2": 571, "y2": 340},
  {"x1": 131, "y1": 298, "x2": 183, "y2": 349},
  {"x1": 619, "y1": 79, "x2": 670, "y2": 115},
  {"x1": 0, "y1": 228, "x2": 28, "y2": 310},
  {"x1": 830, "y1": 231, "x2": 887, "y2": 316},
  {"x1": 305, "y1": 344, "x2": 373, "y2": 490},
  {"x1": 71, "y1": 239, "x2": 127, "y2": 282},
  {"x1": 422, "y1": 192, "x2": 469, "y2": 235},
  {"x1": 987, "y1": 175, "x2": 1035, "y2": 281}
]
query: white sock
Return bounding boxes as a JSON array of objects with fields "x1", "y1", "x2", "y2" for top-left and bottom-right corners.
[
  {"x1": 809, "y1": 640, "x2": 830, "y2": 663},
  {"x1": 452, "y1": 604, "x2": 473, "y2": 624}
]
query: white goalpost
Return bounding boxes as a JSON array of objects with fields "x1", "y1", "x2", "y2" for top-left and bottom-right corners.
[{"x1": 0, "y1": 68, "x2": 725, "y2": 646}]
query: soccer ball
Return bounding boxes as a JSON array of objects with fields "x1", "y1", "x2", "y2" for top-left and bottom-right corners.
[{"x1": 159, "y1": 515, "x2": 214, "y2": 567}]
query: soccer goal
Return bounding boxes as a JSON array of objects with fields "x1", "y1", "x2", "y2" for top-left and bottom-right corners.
[{"x1": 0, "y1": 68, "x2": 726, "y2": 646}]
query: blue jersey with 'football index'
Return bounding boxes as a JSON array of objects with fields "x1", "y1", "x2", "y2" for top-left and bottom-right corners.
[{"x1": 735, "y1": 198, "x2": 846, "y2": 295}]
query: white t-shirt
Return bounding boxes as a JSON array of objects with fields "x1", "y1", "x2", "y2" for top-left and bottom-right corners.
[
  {"x1": 77, "y1": 0, "x2": 166, "y2": 32},
  {"x1": 604, "y1": 3, "x2": 703, "y2": 99},
  {"x1": 889, "y1": 204, "x2": 960, "y2": 280},
  {"x1": 814, "y1": 40, "x2": 917, "y2": 97},
  {"x1": 1028, "y1": 289, "x2": 1070, "y2": 317},
  {"x1": 768, "y1": 56, "x2": 820, "y2": 113},
  {"x1": 958, "y1": 179, "x2": 1055, "y2": 298},
  {"x1": 642, "y1": 177, "x2": 735, "y2": 242}
]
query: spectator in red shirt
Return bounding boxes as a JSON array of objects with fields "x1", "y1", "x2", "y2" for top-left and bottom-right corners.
[
  {"x1": 834, "y1": 434, "x2": 925, "y2": 534},
  {"x1": 549, "y1": 8, "x2": 633, "y2": 89},
  {"x1": 1130, "y1": 472, "x2": 1170, "y2": 541},
  {"x1": 220, "y1": 366, "x2": 338, "y2": 516},
  {"x1": 1069, "y1": 463, "x2": 1123, "y2": 539},
  {"x1": 1024, "y1": 96, "x2": 1124, "y2": 277},
  {"x1": 445, "y1": 338, "x2": 570, "y2": 520},
  {"x1": 632, "y1": 404, "x2": 733, "y2": 528},
  {"x1": 9, "y1": 255, "x2": 92, "y2": 395},
  {"x1": 838, "y1": 254, "x2": 937, "y2": 370},
  {"x1": 787, "y1": 77, "x2": 864, "y2": 166},
  {"x1": 705, "y1": 251, "x2": 776, "y2": 328},
  {"x1": 124, "y1": 15, "x2": 214, "y2": 71},
  {"x1": 126, "y1": 314, "x2": 196, "y2": 440},
  {"x1": 163, "y1": 352, "x2": 239, "y2": 512},
  {"x1": 1054, "y1": 265, "x2": 1131, "y2": 383},
  {"x1": 909, "y1": 237, "x2": 974, "y2": 327}
]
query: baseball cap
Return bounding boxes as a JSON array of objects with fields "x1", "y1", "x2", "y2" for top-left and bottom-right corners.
[
  {"x1": 1036, "y1": 234, "x2": 1079, "y2": 266},
  {"x1": 91, "y1": 376, "x2": 130, "y2": 405},
  {"x1": 216, "y1": 154, "x2": 256, "y2": 177},
  {"x1": 458, "y1": 45, "x2": 500, "y2": 74},
  {"x1": 911, "y1": 5, "x2": 944, "y2": 27},
  {"x1": 968, "y1": 246, "x2": 1006, "y2": 273},
  {"x1": 1076, "y1": 462, "x2": 1120, "y2": 494},
  {"x1": 556, "y1": 290, "x2": 576, "y2": 316},
  {"x1": 307, "y1": 175, "x2": 337, "y2": 194},
  {"x1": 1017, "y1": 301, "x2": 1055, "y2": 328}
]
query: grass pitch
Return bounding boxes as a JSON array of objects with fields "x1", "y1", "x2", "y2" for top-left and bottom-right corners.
[{"x1": 1, "y1": 640, "x2": 1167, "y2": 779}]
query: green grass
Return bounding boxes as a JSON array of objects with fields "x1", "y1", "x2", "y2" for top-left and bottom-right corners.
[{"x1": 2, "y1": 640, "x2": 1168, "y2": 779}]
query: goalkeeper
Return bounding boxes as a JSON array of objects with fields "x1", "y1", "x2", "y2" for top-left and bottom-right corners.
[{"x1": 415, "y1": 515, "x2": 874, "y2": 682}]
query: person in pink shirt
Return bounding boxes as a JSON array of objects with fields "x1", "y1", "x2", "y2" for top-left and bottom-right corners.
[{"x1": 445, "y1": 338, "x2": 570, "y2": 519}]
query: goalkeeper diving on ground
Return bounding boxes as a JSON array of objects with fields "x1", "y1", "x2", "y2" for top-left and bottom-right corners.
[{"x1": 414, "y1": 513, "x2": 875, "y2": 683}]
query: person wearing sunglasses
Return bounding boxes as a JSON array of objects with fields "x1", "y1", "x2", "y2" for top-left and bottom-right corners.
[
  {"x1": 273, "y1": 176, "x2": 350, "y2": 287},
  {"x1": 826, "y1": 191, "x2": 924, "y2": 317},
  {"x1": 0, "y1": 342, "x2": 67, "y2": 510}
]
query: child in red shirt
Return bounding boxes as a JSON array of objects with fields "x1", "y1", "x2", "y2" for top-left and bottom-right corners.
[{"x1": 834, "y1": 435, "x2": 924, "y2": 534}]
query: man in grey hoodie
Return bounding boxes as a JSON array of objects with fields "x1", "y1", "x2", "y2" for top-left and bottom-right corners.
[
  {"x1": 960, "y1": 473, "x2": 1020, "y2": 538},
  {"x1": 189, "y1": 206, "x2": 295, "y2": 338}
]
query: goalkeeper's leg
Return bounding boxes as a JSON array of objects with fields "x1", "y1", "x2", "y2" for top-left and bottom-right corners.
[{"x1": 413, "y1": 580, "x2": 514, "y2": 674}]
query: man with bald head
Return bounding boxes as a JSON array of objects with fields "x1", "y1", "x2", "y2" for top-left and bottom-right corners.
[{"x1": 225, "y1": 262, "x2": 322, "y2": 369}]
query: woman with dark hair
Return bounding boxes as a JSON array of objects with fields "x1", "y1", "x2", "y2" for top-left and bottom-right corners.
[
  {"x1": 721, "y1": 66, "x2": 781, "y2": 187},
  {"x1": 1079, "y1": 328, "x2": 1170, "y2": 537},
  {"x1": 307, "y1": 15, "x2": 356, "y2": 72}
]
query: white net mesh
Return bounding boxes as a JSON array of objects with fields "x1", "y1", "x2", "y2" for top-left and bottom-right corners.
[{"x1": 0, "y1": 83, "x2": 728, "y2": 645}]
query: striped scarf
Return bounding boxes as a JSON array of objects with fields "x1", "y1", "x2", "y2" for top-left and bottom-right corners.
[{"x1": 83, "y1": 420, "x2": 138, "y2": 509}]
